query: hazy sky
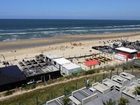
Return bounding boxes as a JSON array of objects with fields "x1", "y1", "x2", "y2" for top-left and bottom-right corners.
[{"x1": 0, "y1": 0, "x2": 140, "y2": 20}]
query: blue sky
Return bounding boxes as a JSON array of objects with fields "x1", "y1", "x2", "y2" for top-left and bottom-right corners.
[{"x1": 0, "y1": 0, "x2": 140, "y2": 20}]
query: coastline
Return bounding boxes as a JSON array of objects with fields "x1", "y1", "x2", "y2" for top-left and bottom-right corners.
[
  {"x1": 0, "y1": 31, "x2": 140, "y2": 65},
  {"x1": 0, "y1": 31, "x2": 140, "y2": 51}
]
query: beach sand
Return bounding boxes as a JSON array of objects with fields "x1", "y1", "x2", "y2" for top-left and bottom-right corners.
[{"x1": 0, "y1": 31, "x2": 140, "y2": 67}]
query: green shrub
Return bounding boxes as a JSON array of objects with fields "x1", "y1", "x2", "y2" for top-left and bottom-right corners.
[{"x1": 4, "y1": 90, "x2": 14, "y2": 96}]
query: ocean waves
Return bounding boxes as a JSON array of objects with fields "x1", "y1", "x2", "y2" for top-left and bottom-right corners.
[{"x1": 1, "y1": 24, "x2": 140, "y2": 41}]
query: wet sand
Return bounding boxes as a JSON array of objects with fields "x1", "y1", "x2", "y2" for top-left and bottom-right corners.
[
  {"x1": 0, "y1": 31, "x2": 140, "y2": 67},
  {"x1": 0, "y1": 31, "x2": 140, "y2": 51}
]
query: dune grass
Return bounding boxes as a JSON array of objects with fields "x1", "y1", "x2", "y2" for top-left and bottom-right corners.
[{"x1": 0, "y1": 73, "x2": 104, "y2": 105}]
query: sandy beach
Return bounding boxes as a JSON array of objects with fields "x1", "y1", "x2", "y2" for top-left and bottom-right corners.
[{"x1": 0, "y1": 31, "x2": 140, "y2": 67}]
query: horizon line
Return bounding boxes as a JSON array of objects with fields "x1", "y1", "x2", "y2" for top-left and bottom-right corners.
[{"x1": 0, "y1": 18, "x2": 140, "y2": 21}]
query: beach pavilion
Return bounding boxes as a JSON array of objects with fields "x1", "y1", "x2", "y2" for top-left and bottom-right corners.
[
  {"x1": 115, "y1": 47, "x2": 138, "y2": 61},
  {"x1": 52, "y1": 57, "x2": 82, "y2": 75}
]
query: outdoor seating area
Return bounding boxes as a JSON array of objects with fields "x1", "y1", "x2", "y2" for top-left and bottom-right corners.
[
  {"x1": 92, "y1": 40, "x2": 140, "y2": 53},
  {"x1": 67, "y1": 52, "x2": 112, "y2": 70},
  {"x1": 119, "y1": 40, "x2": 140, "y2": 51},
  {"x1": 92, "y1": 40, "x2": 140, "y2": 62},
  {"x1": 92, "y1": 46, "x2": 115, "y2": 54},
  {"x1": 84, "y1": 59, "x2": 99, "y2": 67},
  {"x1": 84, "y1": 55, "x2": 111, "y2": 67},
  {"x1": 110, "y1": 40, "x2": 140, "y2": 51}
]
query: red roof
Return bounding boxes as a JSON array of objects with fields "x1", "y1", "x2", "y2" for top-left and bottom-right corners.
[{"x1": 85, "y1": 59, "x2": 99, "y2": 67}]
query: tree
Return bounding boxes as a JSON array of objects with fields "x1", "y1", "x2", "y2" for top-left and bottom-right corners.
[
  {"x1": 63, "y1": 87, "x2": 71, "y2": 96},
  {"x1": 133, "y1": 86, "x2": 140, "y2": 96},
  {"x1": 84, "y1": 79, "x2": 91, "y2": 89},
  {"x1": 63, "y1": 96, "x2": 71, "y2": 105},
  {"x1": 118, "y1": 97, "x2": 129, "y2": 105},
  {"x1": 63, "y1": 88, "x2": 71, "y2": 105},
  {"x1": 103, "y1": 99, "x2": 116, "y2": 105}
]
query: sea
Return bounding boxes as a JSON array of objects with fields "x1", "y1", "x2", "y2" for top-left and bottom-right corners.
[{"x1": 0, "y1": 19, "x2": 140, "y2": 41}]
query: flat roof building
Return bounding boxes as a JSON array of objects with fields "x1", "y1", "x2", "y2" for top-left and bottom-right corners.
[
  {"x1": 115, "y1": 47, "x2": 138, "y2": 61},
  {"x1": 45, "y1": 96, "x2": 64, "y2": 105},
  {"x1": 122, "y1": 81, "x2": 140, "y2": 101},
  {"x1": 51, "y1": 57, "x2": 82, "y2": 75},
  {"x1": 92, "y1": 82, "x2": 110, "y2": 94},
  {"x1": 120, "y1": 72, "x2": 135, "y2": 81},
  {"x1": 111, "y1": 75, "x2": 129, "y2": 86},
  {"x1": 116, "y1": 47, "x2": 137, "y2": 54},
  {"x1": 53, "y1": 58, "x2": 71, "y2": 65},
  {"x1": 0, "y1": 65, "x2": 26, "y2": 91},
  {"x1": 61, "y1": 63, "x2": 82, "y2": 75},
  {"x1": 18, "y1": 55, "x2": 61, "y2": 83},
  {"x1": 71, "y1": 87, "x2": 98, "y2": 105},
  {"x1": 46, "y1": 54, "x2": 62, "y2": 65},
  {"x1": 46, "y1": 72, "x2": 140, "y2": 105},
  {"x1": 103, "y1": 78, "x2": 124, "y2": 91},
  {"x1": 46, "y1": 54, "x2": 62, "y2": 60}
]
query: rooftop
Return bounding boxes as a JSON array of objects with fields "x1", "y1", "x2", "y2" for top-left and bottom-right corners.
[
  {"x1": 19, "y1": 55, "x2": 60, "y2": 77},
  {"x1": 46, "y1": 96, "x2": 64, "y2": 105},
  {"x1": 116, "y1": 47, "x2": 137, "y2": 53},
  {"x1": 46, "y1": 54, "x2": 62, "y2": 60},
  {"x1": 46, "y1": 72, "x2": 140, "y2": 105},
  {"x1": 42, "y1": 65, "x2": 59, "y2": 73},
  {"x1": 102, "y1": 78, "x2": 122, "y2": 88},
  {"x1": 69, "y1": 96, "x2": 81, "y2": 105},
  {"x1": 102, "y1": 78, "x2": 114, "y2": 87},
  {"x1": 72, "y1": 87, "x2": 97, "y2": 104},
  {"x1": 111, "y1": 75, "x2": 128, "y2": 85},
  {"x1": 122, "y1": 82, "x2": 139, "y2": 99},
  {"x1": 0, "y1": 65, "x2": 26, "y2": 86},
  {"x1": 62, "y1": 63, "x2": 81, "y2": 70},
  {"x1": 92, "y1": 82, "x2": 110, "y2": 94},
  {"x1": 120, "y1": 72, "x2": 135, "y2": 81},
  {"x1": 53, "y1": 58, "x2": 71, "y2": 65}
]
